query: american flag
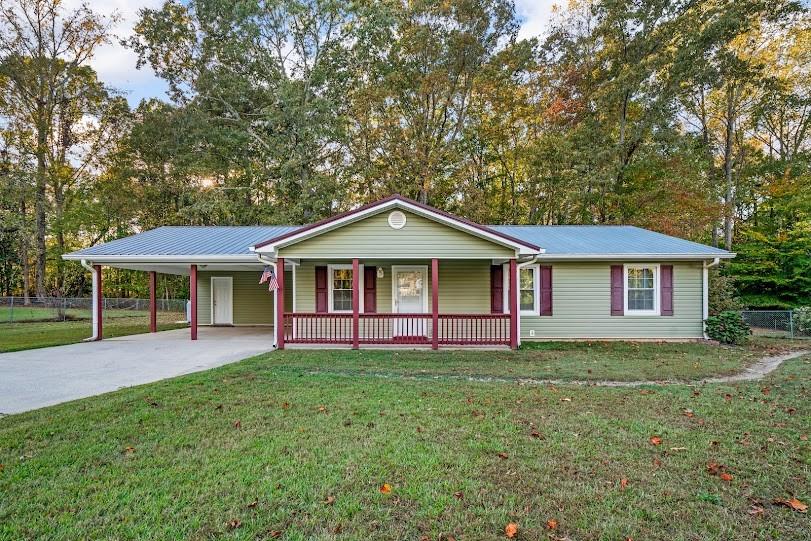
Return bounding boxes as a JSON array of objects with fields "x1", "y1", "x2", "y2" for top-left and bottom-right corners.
[{"x1": 259, "y1": 265, "x2": 279, "y2": 291}]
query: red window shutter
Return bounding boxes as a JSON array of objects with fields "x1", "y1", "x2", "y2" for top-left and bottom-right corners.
[
  {"x1": 660, "y1": 265, "x2": 673, "y2": 316},
  {"x1": 490, "y1": 265, "x2": 504, "y2": 313},
  {"x1": 610, "y1": 265, "x2": 624, "y2": 316},
  {"x1": 539, "y1": 265, "x2": 553, "y2": 316},
  {"x1": 363, "y1": 266, "x2": 377, "y2": 313},
  {"x1": 315, "y1": 266, "x2": 328, "y2": 313}
]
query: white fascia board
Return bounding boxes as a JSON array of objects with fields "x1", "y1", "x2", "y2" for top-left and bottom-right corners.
[
  {"x1": 534, "y1": 253, "x2": 735, "y2": 261},
  {"x1": 253, "y1": 199, "x2": 542, "y2": 256}
]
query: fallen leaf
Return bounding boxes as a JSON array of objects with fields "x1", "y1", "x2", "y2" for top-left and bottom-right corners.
[
  {"x1": 247, "y1": 499, "x2": 258, "y2": 509},
  {"x1": 649, "y1": 436, "x2": 663, "y2": 446},
  {"x1": 281, "y1": 402, "x2": 290, "y2": 409},
  {"x1": 505, "y1": 522, "x2": 518, "y2": 538},
  {"x1": 620, "y1": 478, "x2": 628, "y2": 490},
  {"x1": 682, "y1": 409, "x2": 694, "y2": 418},
  {"x1": 546, "y1": 518, "x2": 558, "y2": 530},
  {"x1": 560, "y1": 397, "x2": 572, "y2": 402},
  {"x1": 530, "y1": 430, "x2": 542, "y2": 439},
  {"x1": 324, "y1": 495, "x2": 335, "y2": 505},
  {"x1": 123, "y1": 446, "x2": 135, "y2": 454},
  {"x1": 670, "y1": 447, "x2": 687, "y2": 451},
  {"x1": 774, "y1": 498, "x2": 808, "y2": 513},
  {"x1": 761, "y1": 387, "x2": 770, "y2": 395},
  {"x1": 215, "y1": 404, "x2": 223, "y2": 410},
  {"x1": 0, "y1": 464, "x2": 4, "y2": 472},
  {"x1": 233, "y1": 420, "x2": 241, "y2": 429},
  {"x1": 379, "y1": 483, "x2": 392, "y2": 494},
  {"x1": 318, "y1": 405, "x2": 327, "y2": 413},
  {"x1": 268, "y1": 530, "x2": 283, "y2": 538},
  {"x1": 227, "y1": 518, "x2": 241, "y2": 530},
  {"x1": 719, "y1": 472, "x2": 733, "y2": 482},
  {"x1": 748, "y1": 505, "x2": 765, "y2": 517},
  {"x1": 800, "y1": 434, "x2": 808, "y2": 441},
  {"x1": 639, "y1": 389, "x2": 655, "y2": 395},
  {"x1": 497, "y1": 452, "x2": 509, "y2": 459},
  {"x1": 453, "y1": 491, "x2": 464, "y2": 499}
]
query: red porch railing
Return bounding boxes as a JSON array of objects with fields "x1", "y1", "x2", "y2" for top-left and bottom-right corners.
[{"x1": 283, "y1": 313, "x2": 510, "y2": 346}]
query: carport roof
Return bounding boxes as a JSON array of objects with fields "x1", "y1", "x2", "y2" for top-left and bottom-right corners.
[{"x1": 65, "y1": 226, "x2": 299, "y2": 257}]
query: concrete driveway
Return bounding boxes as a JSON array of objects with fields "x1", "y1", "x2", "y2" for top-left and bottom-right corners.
[{"x1": 0, "y1": 327, "x2": 274, "y2": 415}]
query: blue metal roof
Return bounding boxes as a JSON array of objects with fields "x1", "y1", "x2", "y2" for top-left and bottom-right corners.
[
  {"x1": 65, "y1": 224, "x2": 730, "y2": 258},
  {"x1": 67, "y1": 226, "x2": 299, "y2": 257},
  {"x1": 491, "y1": 225, "x2": 730, "y2": 256}
]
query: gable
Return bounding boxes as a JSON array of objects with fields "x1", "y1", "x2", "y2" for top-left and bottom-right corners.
[{"x1": 277, "y1": 209, "x2": 515, "y2": 259}]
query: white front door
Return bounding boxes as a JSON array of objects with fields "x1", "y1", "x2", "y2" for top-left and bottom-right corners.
[
  {"x1": 392, "y1": 266, "x2": 428, "y2": 337},
  {"x1": 211, "y1": 277, "x2": 233, "y2": 325}
]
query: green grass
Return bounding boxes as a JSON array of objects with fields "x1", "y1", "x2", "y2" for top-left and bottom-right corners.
[
  {"x1": 1, "y1": 344, "x2": 809, "y2": 540},
  {"x1": 288, "y1": 341, "x2": 758, "y2": 382},
  {"x1": 0, "y1": 314, "x2": 187, "y2": 353}
]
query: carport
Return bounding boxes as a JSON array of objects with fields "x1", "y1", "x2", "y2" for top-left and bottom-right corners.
[{"x1": 0, "y1": 326, "x2": 273, "y2": 414}]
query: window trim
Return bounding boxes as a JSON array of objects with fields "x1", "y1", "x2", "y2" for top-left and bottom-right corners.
[
  {"x1": 519, "y1": 264, "x2": 540, "y2": 315},
  {"x1": 327, "y1": 263, "x2": 364, "y2": 313},
  {"x1": 623, "y1": 263, "x2": 660, "y2": 316}
]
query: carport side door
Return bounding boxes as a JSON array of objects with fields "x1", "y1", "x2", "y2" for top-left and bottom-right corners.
[{"x1": 211, "y1": 277, "x2": 233, "y2": 325}]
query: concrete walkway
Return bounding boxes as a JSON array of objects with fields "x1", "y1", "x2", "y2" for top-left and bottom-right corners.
[{"x1": 0, "y1": 327, "x2": 274, "y2": 415}]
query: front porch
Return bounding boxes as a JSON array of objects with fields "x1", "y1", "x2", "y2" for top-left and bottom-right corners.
[{"x1": 274, "y1": 257, "x2": 519, "y2": 349}]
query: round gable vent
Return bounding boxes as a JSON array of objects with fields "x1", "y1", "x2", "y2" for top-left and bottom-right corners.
[{"x1": 388, "y1": 210, "x2": 407, "y2": 229}]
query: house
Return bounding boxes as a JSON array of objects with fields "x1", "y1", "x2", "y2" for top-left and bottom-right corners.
[{"x1": 63, "y1": 195, "x2": 734, "y2": 348}]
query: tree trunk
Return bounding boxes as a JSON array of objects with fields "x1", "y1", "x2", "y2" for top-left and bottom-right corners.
[
  {"x1": 20, "y1": 198, "x2": 31, "y2": 305},
  {"x1": 35, "y1": 116, "x2": 48, "y2": 299},
  {"x1": 722, "y1": 84, "x2": 736, "y2": 251}
]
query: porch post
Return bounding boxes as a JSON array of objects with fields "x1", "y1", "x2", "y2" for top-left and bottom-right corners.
[
  {"x1": 276, "y1": 258, "x2": 285, "y2": 349},
  {"x1": 509, "y1": 258, "x2": 518, "y2": 349},
  {"x1": 431, "y1": 258, "x2": 439, "y2": 350},
  {"x1": 149, "y1": 271, "x2": 157, "y2": 333},
  {"x1": 93, "y1": 264, "x2": 103, "y2": 340},
  {"x1": 352, "y1": 258, "x2": 360, "y2": 349},
  {"x1": 190, "y1": 264, "x2": 197, "y2": 341}
]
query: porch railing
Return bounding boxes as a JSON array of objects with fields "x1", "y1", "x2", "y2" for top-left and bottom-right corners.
[{"x1": 282, "y1": 313, "x2": 511, "y2": 346}]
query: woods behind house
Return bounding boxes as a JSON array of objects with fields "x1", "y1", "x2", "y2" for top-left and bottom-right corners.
[{"x1": 0, "y1": 0, "x2": 809, "y2": 308}]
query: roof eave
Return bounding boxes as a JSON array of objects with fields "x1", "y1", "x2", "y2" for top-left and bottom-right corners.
[
  {"x1": 62, "y1": 254, "x2": 261, "y2": 264},
  {"x1": 534, "y1": 253, "x2": 735, "y2": 260}
]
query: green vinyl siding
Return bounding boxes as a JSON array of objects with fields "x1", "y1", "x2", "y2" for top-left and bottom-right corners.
[
  {"x1": 520, "y1": 262, "x2": 704, "y2": 339},
  {"x1": 195, "y1": 270, "x2": 292, "y2": 325},
  {"x1": 277, "y1": 210, "x2": 514, "y2": 259},
  {"x1": 294, "y1": 260, "x2": 490, "y2": 313}
]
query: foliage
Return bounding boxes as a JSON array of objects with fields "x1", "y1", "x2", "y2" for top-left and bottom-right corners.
[
  {"x1": 793, "y1": 305, "x2": 811, "y2": 333},
  {"x1": 708, "y1": 266, "x2": 744, "y2": 315},
  {"x1": 705, "y1": 310, "x2": 751, "y2": 344}
]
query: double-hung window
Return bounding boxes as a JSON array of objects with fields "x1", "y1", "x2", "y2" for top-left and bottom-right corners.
[
  {"x1": 519, "y1": 265, "x2": 539, "y2": 314},
  {"x1": 625, "y1": 264, "x2": 659, "y2": 315},
  {"x1": 328, "y1": 264, "x2": 363, "y2": 312}
]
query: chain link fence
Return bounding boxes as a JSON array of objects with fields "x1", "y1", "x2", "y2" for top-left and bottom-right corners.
[
  {"x1": 740, "y1": 310, "x2": 811, "y2": 339},
  {"x1": 1, "y1": 297, "x2": 187, "y2": 324}
]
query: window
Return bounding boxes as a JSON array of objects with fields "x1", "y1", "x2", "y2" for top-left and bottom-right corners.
[
  {"x1": 328, "y1": 264, "x2": 364, "y2": 312},
  {"x1": 625, "y1": 265, "x2": 659, "y2": 315},
  {"x1": 519, "y1": 265, "x2": 539, "y2": 314}
]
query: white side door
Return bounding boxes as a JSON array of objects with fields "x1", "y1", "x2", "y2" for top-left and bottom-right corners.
[
  {"x1": 392, "y1": 266, "x2": 428, "y2": 337},
  {"x1": 211, "y1": 277, "x2": 233, "y2": 325}
]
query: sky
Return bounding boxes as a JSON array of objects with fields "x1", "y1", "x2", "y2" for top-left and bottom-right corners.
[{"x1": 69, "y1": 0, "x2": 559, "y2": 107}]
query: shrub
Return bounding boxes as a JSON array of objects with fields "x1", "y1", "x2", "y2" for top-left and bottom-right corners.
[
  {"x1": 794, "y1": 306, "x2": 811, "y2": 334},
  {"x1": 705, "y1": 311, "x2": 750, "y2": 344}
]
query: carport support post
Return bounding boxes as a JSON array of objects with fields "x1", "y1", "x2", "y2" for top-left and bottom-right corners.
[
  {"x1": 431, "y1": 258, "x2": 439, "y2": 350},
  {"x1": 93, "y1": 264, "x2": 103, "y2": 340},
  {"x1": 509, "y1": 258, "x2": 517, "y2": 349},
  {"x1": 352, "y1": 258, "x2": 359, "y2": 349},
  {"x1": 190, "y1": 264, "x2": 197, "y2": 341},
  {"x1": 276, "y1": 258, "x2": 285, "y2": 349},
  {"x1": 149, "y1": 271, "x2": 157, "y2": 333}
]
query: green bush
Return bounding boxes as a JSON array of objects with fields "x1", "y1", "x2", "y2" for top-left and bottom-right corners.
[
  {"x1": 794, "y1": 306, "x2": 811, "y2": 334},
  {"x1": 705, "y1": 311, "x2": 750, "y2": 344}
]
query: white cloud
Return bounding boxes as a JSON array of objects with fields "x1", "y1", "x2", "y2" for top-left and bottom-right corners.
[
  {"x1": 62, "y1": 0, "x2": 168, "y2": 106},
  {"x1": 514, "y1": 0, "x2": 558, "y2": 41},
  {"x1": 61, "y1": 0, "x2": 559, "y2": 106}
]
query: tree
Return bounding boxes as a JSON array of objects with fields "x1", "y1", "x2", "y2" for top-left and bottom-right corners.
[{"x1": 0, "y1": 0, "x2": 116, "y2": 296}]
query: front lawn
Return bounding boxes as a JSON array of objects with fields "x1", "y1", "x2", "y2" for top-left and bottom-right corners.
[
  {"x1": 1, "y1": 345, "x2": 808, "y2": 540},
  {"x1": 0, "y1": 314, "x2": 187, "y2": 353}
]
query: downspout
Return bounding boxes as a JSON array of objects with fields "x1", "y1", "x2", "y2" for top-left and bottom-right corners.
[
  {"x1": 258, "y1": 254, "x2": 279, "y2": 348},
  {"x1": 702, "y1": 258, "x2": 720, "y2": 339},
  {"x1": 80, "y1": 259, "x2": 98, "y2": 342}
]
